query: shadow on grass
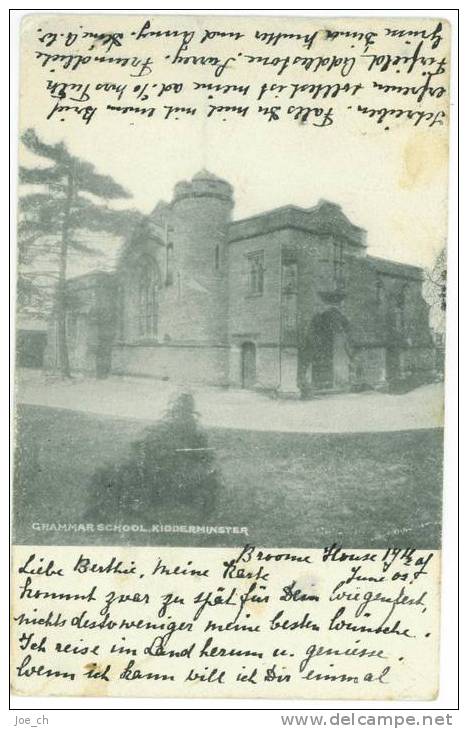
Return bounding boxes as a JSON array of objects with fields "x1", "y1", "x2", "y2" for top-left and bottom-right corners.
[
  {"x1": 13, "y1": 401, "x2": 443, "y2": 548},
  {"x1": 86, "y1": 392, "x2": 222, "y2": 524}
]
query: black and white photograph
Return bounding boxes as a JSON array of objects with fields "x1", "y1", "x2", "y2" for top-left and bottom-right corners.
[
  {"x1": 14, "y1": 156, "x2": 446, "y2": 549},
  {"x1": 9, "y1": 10, "x2": 457, "y2": 706},
  {"x1": 13, "y1": 13, "x2": 447, "y2": 551}
]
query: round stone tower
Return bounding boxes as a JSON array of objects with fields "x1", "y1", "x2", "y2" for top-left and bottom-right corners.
[{"x1": 166, "y1": 169, "x2": 234, "y2": 346}]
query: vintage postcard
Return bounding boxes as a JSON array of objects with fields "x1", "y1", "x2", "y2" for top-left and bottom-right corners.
[{"x1": 11, "y1": 13, "x2": 450, "y2": 699}]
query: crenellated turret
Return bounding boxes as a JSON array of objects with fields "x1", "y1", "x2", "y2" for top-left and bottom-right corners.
[
  {"x1": 165, "y1": 170, "x2": 233, "y2": 345},
  {"x1": 173, "y1": 169, "x2": 234, "y2": 206}
]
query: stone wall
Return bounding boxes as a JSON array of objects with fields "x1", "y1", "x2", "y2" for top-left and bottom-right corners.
[
  {"x1": 157, "y1": 172, "x2": 232, "y2": 346},
  {"x1": 49, "y1": 176, "x2": 436, "y2": 393},
  {"x1": 112, "y1": 343, "x2": 229, "y2": 386},
  {"x1": 227, "y1": 227, "x2": 285, "y2": 388}
]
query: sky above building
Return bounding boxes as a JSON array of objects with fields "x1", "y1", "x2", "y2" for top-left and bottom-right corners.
[{"x1": 18, "y1": 14, "x2": 449, "y2": 273}]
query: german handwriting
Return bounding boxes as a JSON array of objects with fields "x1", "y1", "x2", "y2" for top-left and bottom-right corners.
[
  {"x1": 11, "y1": 544, "x2": 438, "y2": 696},
  {"x1": 28, "y1": 18, "x2": 449, "y2": 130}
]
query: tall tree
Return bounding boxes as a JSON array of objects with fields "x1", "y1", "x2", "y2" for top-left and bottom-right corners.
[{"x1": 18, "y1": 128, "x2": 141, "y2": 377}]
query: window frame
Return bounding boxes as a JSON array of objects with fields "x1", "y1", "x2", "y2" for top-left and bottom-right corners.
[{"x1": 245, "y1": 249, "x2": 265, "y2": 297}]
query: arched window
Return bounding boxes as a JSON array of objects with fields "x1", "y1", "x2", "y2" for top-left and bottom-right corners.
[{"x1": 138, "y1": 262, "x2": 158, "y2": 337}]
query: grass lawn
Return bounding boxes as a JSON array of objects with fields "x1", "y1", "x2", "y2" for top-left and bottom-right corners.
[{"x1": 13, "y1": 404, "x2": 443, "y2": 549}]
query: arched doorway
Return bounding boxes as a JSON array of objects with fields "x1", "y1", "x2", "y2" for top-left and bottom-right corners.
[
  {"x1": 309, "y1": 309, "x2": 350, "y2": 391},
  {"x1": 241, "y1": 342, "x2": 256, "y2": 388}
]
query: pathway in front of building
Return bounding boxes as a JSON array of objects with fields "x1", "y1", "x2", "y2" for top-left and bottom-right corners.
[{"x1": 15, "y1": 369, "x2": 444, "y2": 434}]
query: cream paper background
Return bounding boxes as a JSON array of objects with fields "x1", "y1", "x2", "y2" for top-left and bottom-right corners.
[
  {"x1": 12, "y1": 14, "x2": 449, "y2": 700},
  {"x1": 11, "y1": 546, "x2": 440, "y2": 699},
  {"x1": 18, "y1": 14, "x2": 449, "y2": 270}
]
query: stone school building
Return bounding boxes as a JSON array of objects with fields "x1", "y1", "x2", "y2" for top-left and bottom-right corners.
[{"x1": 47, "y1": 170, "x2": 435, "y2": 394}]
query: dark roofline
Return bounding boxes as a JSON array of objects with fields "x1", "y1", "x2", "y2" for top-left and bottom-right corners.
[
  {"x1": 367, "y1": 255, "x2": 423, "y2": 276},
  {"x1": 231, "y1": 204, "x2": 308, "y2": 227},
  {"x1": 230, "y1": 202, "x2": 366, "y2": 234},
  {"x1": 229, "y1": 204, "x2": 366, "y2": 247}
]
